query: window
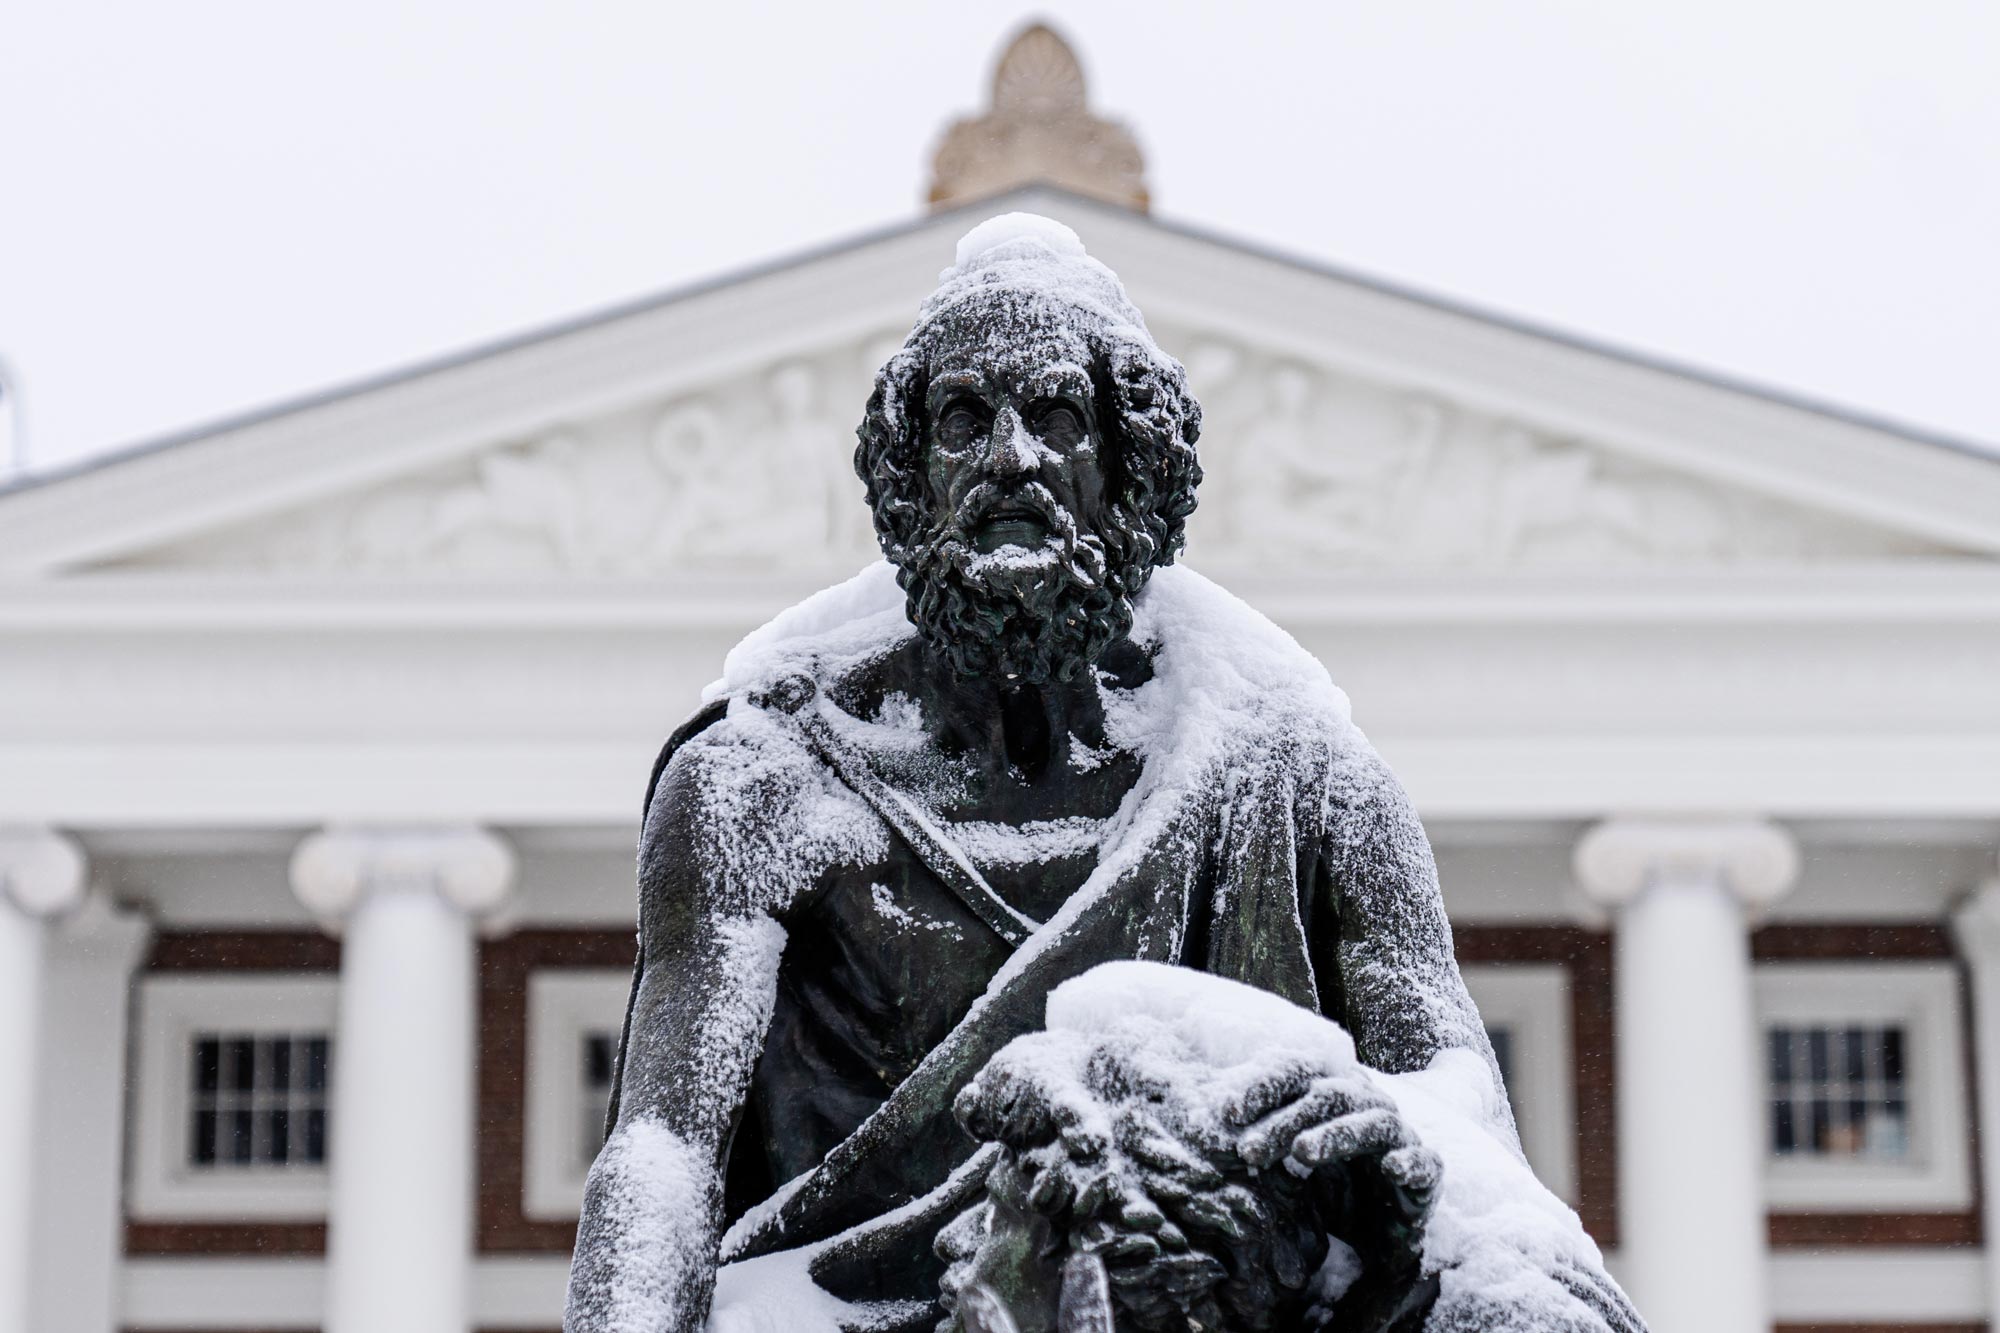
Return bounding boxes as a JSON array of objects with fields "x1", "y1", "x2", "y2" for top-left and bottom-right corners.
[
  {"x1": 524, "y1": 970, "x2": 632, "y2": 1220},
  {"x1": 1461, "y1": 965, "x2": 1577, "y2": 1204},
  {"x1": 187, "y1": 1033, "x2": 331, "y2": 1169},
  {"x1": 1757, "y1": 962, "x2": 1970, "y2": 1210},
  {"x1": 1767, "y1": 1024, "x2": 1907, "y2": 1161},
  {"x1": 131, "y1": 976, "x2": 338, "y2": 1219}
]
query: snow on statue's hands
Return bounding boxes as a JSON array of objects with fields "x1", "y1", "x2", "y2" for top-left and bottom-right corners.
[{"x1": 938, "y1": 964, "x2": 1443, "y2": 1333}]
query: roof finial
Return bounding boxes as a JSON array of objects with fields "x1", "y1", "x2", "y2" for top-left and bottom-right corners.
[{"x1": 927, "y1": 23, "x2": 1150, "y2": 214}]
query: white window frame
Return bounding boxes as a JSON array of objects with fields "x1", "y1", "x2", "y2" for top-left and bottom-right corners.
[
  {"x1": 524, "y1": 969, "x2": 633, "y2": 1221},
  {"x1": 130, "y1": 974, "x2": 338, "y2": 1220},
  {"x1": 1461, "y1": 964, "x2": 1578, "y2": 1204},
  {"x1": 1756, "y1": 961, "x2": 1971, "y2": 1211}
]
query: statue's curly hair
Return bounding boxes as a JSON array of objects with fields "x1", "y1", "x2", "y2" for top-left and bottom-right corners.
[{"x1": 853, "y1": 319, "x2": 1204, "y2": 590}]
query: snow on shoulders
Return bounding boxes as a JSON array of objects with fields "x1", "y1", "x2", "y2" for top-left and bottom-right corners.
[
  {"x1": 1134, "y1": 565, "x2": 1352, "y2": 726},
  {"x1": 704, "y1": 561, "x2": 908, "y2": 703},
  {"x1": 1097, "y1": 565, "x2": 1354, "y2": 784}
]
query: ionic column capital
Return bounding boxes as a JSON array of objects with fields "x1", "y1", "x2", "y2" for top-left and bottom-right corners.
[
  {"x1": 1574, "y1": 817, "x2": 1799, "y2": 916},
  {"x1": 0, "y1": 827, "x2": 86, "y2": 919},
  {"x1": 290, "y1": 827, "x2": 515, "y2": 928}
]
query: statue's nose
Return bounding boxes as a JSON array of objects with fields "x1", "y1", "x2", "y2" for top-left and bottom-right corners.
[{"x1": 982, "y1": 406, "x2": 1037, "y2": 478}]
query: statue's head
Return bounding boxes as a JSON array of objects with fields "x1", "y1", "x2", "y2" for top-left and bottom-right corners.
[{"x1": 856, "y1": 215, "x2": 1202, "y2": 684}]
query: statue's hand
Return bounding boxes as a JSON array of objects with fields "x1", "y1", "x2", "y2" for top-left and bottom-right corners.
[{"x1": 1222, "y1": 1062, "x2": 1441, "y2": 1268}]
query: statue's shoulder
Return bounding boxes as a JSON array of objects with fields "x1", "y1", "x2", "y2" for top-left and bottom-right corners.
[
  {"x1": 648, "y1": 561, "x2": 914, "y2": 817},
  {"x1": 640, "y1": 691, "x2": 897, "y2": 921},
  {"x1": 1135, "y1": 564, "x2": 1360, "y2": 757}
]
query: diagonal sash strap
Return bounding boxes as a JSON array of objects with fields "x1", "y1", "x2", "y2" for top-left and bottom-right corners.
[{"x1": 756, "y1": 673, "x2": 1041, "y2": 948}]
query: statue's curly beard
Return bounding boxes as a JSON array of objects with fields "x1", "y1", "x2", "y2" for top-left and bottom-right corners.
[{"x1": 895, "y1": 486, "x2": 1141, "y2": 686}]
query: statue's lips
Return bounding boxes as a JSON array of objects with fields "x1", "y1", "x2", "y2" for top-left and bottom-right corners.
[{"x1": 971, "y1": 507, "x2": 1051, "y2": 554}]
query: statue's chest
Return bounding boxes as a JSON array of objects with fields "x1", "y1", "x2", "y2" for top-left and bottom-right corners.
[{"x1": 789, "y1": 818, "x2": 1105, "y2": 1069}]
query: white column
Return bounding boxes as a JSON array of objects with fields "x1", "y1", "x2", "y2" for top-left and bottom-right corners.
[
  {"x1": 1951, "y1": 862, "x2": 2000, "y2": 1331},
  {"x1": 0, "y1": 828, "x2": 86, "y2": 1333},
  {"x1": 29, "y1": 895, "x2": 152, "y2": 1333},
  {"x1": 1574, "y1": 818, "x2": 1799, "y2": 1333},
  {"x1": 292, "y1": 828, "x2": 515, "y2": 1333}
]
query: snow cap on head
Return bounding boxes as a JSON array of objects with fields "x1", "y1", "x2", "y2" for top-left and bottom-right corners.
[{"x1": 920, "y1": 211, "x2": 1154, "y2": 345}]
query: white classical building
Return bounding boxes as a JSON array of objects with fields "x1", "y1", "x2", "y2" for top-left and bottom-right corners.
[{"x1": 3, "y1": 27, "x2": 1999, "y2": 1333}]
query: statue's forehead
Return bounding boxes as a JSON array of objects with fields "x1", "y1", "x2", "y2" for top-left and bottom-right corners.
[{"x1": 920, "y1": 291, "x2": 1098, "y2": 393}]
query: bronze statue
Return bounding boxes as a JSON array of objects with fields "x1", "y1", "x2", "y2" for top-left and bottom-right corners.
[{"x1": 565, "y1": 215, "x2": 1640, "y2": 1333}]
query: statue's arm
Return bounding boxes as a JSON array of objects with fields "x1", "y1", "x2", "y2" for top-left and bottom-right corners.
[
  {"x1": 565, "y1": 740, "x2": 786, "y2": 1333},
  {"x1": 1315, "y1": 740, "x2": 1514, "y2": 1134}
]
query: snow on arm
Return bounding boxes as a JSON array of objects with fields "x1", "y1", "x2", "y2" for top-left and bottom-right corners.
[
  {"x1": 566, "y1": 717, "x2": 885, "y2": 1333},
  {"x1": 1320, "y1": 732, "x2": 1516, "y2": 1141}
]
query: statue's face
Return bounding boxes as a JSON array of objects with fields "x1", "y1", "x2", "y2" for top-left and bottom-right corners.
[
  {"x1": 884, "y1": 297, "x2": 1141, "y2": 685},
  {"x1": 923, "y1": 346, "x2": 1109, "y2": 561}
]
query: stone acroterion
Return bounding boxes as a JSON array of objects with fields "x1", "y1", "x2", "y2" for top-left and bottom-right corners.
[{"x1": 928, "y1": 24, "x2": 1150, "y2": 212}]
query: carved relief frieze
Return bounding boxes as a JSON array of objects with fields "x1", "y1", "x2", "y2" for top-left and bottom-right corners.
[
  {"x1": 1156, "y1": 323, "x2": 1949, "y2": 570},
  {"x1": 107, "y1": 328, "x2": 1951, "y2": 577},
  {"x1": 118, "y1": 339, "x2": 895, "y2": 576}
]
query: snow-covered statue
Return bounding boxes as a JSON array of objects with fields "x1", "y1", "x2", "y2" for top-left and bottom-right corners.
[{"x1": 564, "y1": 214, "x2": 1642, "y2": 1333}]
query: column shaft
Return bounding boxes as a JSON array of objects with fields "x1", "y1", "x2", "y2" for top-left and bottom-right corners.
[
  {"x1": 0, "y1": 829, "x2": 85, "y2": 1333},
  {"x1": 0, "y1": 902, "x2": 47, "y2": 1333},
  {"x1": 1614, "y1": 870, "x2": 1768, "y2": 1332},
  {"x1": 29, "y1": 903, "x2": 153, "y2": 1333},
  {"x1": 324, "y1": 889, "x2": 476, "y2": 1333}
]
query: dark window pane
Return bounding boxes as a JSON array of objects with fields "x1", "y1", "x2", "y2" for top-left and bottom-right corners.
[
  {"x1": 191, "y1": 1109, "x2": 218, "y2": 1166},
  {"x1": 1768, "y1": 1030, "x2": 1792, "y2": 1084},
  {"x1": 1809, "y1": 1098, "x2": 1831, "y2": 1151},
  {"x1": 586, "y1": 1034, "x2": 616, "y2": 1086},
  {"x1": 1807, "y1": 1030, "x2": 1830, "y2": 1082},
  {"x1": 270, "y1": 1040, "x2": 291, "y2": 1093},
  {"x1": 1842, "y1": 1029, "x2": 1866, "y2": 1082},
  {"x1": 264, "y1": 1109, "x2": 291, "y2": 1163},
  {"x1": 228, "y1": 1109, "x2": 254, "y2": 1164},
  {"x1": 304, "y1": 1038, "x2": 329, "y2": 1092},
  {"x1": 226, "y1": 1038, "x2": 256, "y2": 1092},
  {"x1": 193, "y1": 1037, "x2": 221, "y2": 1094},
  {"x1": 303, "y1": 1108, "x2": 327, "y2": 1164},
  {"x1": 1883, "y1": 1029, "x2": 1905, "y2": 1083},
  {"x1": 1771, "y1": 1101, "x2": 1795, "y2": 1153}
]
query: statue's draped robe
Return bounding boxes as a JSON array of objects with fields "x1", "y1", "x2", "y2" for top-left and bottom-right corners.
[{"x1": 600, "y1": 564, "x2": 1638, "y2": 1332}]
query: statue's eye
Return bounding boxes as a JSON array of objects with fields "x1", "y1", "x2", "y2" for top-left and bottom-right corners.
[
  {"x1": 1033, "y1": 403, "x2": 1083, "y2": 442},
  {"x1": 938, "y1": 400, "x2": 986, "y2": 445}
]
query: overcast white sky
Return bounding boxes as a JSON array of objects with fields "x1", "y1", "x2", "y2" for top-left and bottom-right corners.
[{"x1": 2, "y1": 1, "x2": 1996, "y2": 474}]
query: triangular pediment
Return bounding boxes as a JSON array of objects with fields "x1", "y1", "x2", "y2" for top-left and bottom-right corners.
[{"x1": 6, "y1": 187, "x2": 1998, "y2": 581}]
